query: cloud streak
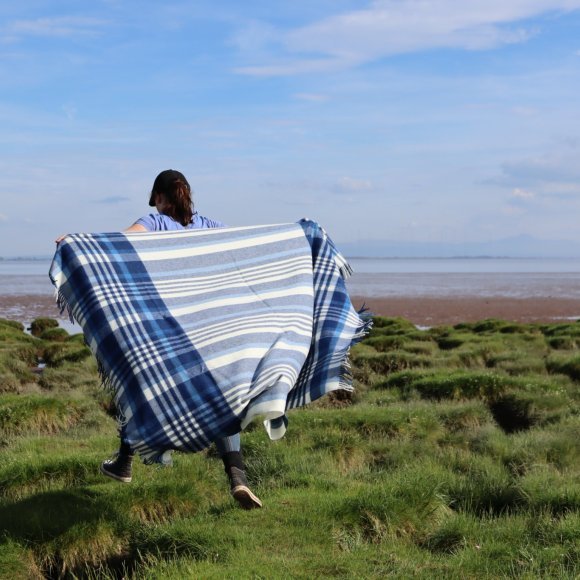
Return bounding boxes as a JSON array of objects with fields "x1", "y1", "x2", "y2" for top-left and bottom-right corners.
[
  {"x1": 94, "y1": 196, "x2": 131, "y2": 204},
  {"x1": 511, "y1": 188, "x2": 535, "y2": 199},
  {"x1": 499, "y1": 154, "x2": 580, "y2": 189},
  {"x1": 333, "y1": 176, "x2": 373, "y2": 195},
  {"x1": 236, "y1": 0, "x2": 580, "y2": 76},
  {"x1": 3, "y1": 16, "x2": 108, "y2": 42}
]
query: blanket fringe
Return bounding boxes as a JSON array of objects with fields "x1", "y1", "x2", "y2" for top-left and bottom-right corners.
[
  {"x1": 351, "y1": 304, "x2": 374, "y2": 346},
  {"x1": 338, "y1": 304, "x2": 373, "y2": 390},
  {"x1": 337, "y1": 259, "x2": 354, "y2": 280},
  {"x1": 338, "y1": 356, "x2": 355, "y2": 392},
  {"x1": 55, "y1": 289, "x2": 75, "y2": 323},
  {"x1": 96, "y1": 355, "x2": 128, "y2": 430},
  {"x1": 55, "y1": 287, "x2": 129, "y2": 437}
]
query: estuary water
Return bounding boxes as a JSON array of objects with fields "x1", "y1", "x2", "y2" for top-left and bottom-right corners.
[
  {"x1": 0, "y1": 256, "x2": 578, "y2": 330},
  {"x1": 346, "y1": 257, "x2": 580, "y2": 299},
  {"x1": 0, "y1": 257, "x2": 579, "y2": 300}
]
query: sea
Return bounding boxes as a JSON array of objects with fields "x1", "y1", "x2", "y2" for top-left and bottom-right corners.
[
  {"x1": 0, "y1": 257, "x2": 578, "y2": 330},
  {"x1": 346, "y1": 257, "x2": 580, "y2": 298}
]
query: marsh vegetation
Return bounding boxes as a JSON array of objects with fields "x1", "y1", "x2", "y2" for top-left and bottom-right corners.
[{"x1": 0, "y1": 316, "x2": 578, "y2": 578}]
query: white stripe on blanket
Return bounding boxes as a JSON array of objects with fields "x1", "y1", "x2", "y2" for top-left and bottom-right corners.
[{"x1": 50, "y1": 220, "x2": 370, "y2": 463}]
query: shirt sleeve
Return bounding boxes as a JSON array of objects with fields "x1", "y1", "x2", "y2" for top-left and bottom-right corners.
[
  {"x1": 133, "y1": 214, "x2": 158, "y2": 231},
  {"x1": 194, "y1": 214, "x2": 227, "y2": 229}
]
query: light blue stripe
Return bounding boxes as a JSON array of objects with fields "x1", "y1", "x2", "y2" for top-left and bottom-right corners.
[
  {"x1": 178, "y1": 304, "x2": 314, "y2": 331},
  {"x1": 165, "y1": 287, "x2": 313, "y2": 314},
  {"x1": 204, "y1": 338, "x2": 310, "y2": 365},
  {"x1": 141, "y1": 246, "x2": 310, "y2": 279},
  {"x1": 135, "y1": 224, "x2": 301, "y2": 257}
]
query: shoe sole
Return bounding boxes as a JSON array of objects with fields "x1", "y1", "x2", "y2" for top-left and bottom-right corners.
[
  {"x1": 100, "y1": 463, "x2": 132, "y2": 483},
  {"x1": 231, "y1": 485, "x2": 262, "y2": 509}
]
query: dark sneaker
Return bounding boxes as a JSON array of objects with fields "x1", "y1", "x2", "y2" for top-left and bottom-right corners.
[
  {"x1": 100, "y1": 453, "x2": 134, "y2": 483},
  {"x1": 229, "y1": 466, "x2": 262, "y2": 509},
  {"x1": 231, "y1": 484, "x2": 263, "y2": 509}
]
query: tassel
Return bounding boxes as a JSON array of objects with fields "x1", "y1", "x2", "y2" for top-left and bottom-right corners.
[{"x1": 55, "y1": 289, "x2": 74, "y2": 322}]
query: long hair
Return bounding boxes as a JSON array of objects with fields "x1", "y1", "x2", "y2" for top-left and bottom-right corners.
[{"x1": 149, "y1": 169, "x2": 194, "y2": 227}]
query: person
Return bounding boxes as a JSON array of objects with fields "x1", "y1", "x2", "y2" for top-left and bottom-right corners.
[{"x1": 78, "y1": 169, "x2": 261, "y2": 509}]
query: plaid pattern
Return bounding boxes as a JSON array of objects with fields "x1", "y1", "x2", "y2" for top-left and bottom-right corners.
[{"x1": 49, "y1": 220, "x2": 370, "y2": 463}]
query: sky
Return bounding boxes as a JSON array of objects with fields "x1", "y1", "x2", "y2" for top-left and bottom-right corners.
[{"x1": 1, "y1": 0, "x2": 580, "y2": 256}]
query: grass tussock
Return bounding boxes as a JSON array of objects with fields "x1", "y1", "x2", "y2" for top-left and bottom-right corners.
[
  {"x1": 0, "y1": 394, "x2": 90, "y2": 437},
  {"x1": 0, "y1": 315, "x2": 578, "y2": 577},
  {"x1": 546, "y1": 354, "x2": 580, "y2": 381}
]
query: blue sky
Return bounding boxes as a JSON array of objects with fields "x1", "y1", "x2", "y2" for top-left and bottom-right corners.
[{"x1": 1, "y1": 0, "x2": 580, "y2": 255}]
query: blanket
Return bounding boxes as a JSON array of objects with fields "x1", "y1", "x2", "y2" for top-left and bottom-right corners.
[{"x1": 49, "y1": 219, "x2": 371, "y2": 463}]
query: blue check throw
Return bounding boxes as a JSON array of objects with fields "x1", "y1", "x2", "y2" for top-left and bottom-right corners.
[{"x1": 49, "y1": 220, "x2": 370, "y2": 463}]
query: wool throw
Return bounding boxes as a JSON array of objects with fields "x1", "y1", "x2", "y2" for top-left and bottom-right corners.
[{"x1": 49, "y1": 220, "x2": 370, "y2": 463}]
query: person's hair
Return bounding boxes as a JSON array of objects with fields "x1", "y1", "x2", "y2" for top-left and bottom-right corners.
[{"x1": 149, "y1": 169, "x2": 193, "y2": 227}]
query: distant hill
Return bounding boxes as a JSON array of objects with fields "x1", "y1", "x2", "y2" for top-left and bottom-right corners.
[{"x1": 337, "y1": 235, "x2": 580, "y2": 258}]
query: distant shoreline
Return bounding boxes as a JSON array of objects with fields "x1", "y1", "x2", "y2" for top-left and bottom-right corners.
[
  {"x1": 3, "y1": 255, "x2": 580, "y2": 261},
  {"x1": 0, "y1": 256, "x2": 53, "y2": 261},
  {"x1": 346, "y1": 255, "x2": 580, "y2": 260}
]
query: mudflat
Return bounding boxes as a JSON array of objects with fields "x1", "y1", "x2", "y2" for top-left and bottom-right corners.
[
  {"x1": 1, "y1": 293, "x2": 578, "y2": 328},
  {"x1": 351, "y1": 295, "x2": 580, "y2": 326}
]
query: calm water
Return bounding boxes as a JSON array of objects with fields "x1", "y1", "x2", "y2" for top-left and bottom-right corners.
[
  {"x1": 0, "y1": 259, "x2": 54, "y2": 296},
  {"x1": 0, "y1": 257, "x2": 578, "y2": 323},
  {"x1": 348, "y1": 257, "x2": 580, "y2": 274},
  {"x1": 346, "y1": 257, "x2": 580, "y2": 298},
  {"x1": 0, "y1": 259, "x2": 69, "y2": 330}
]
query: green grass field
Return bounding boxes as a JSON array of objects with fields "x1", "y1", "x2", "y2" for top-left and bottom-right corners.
[{"x1": 0, "y1": 316, "x2": 579, "y2": 579}]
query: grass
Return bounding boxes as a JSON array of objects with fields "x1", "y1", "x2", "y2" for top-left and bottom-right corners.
[{"x1": 0, "y1": 316, "x2": 579, "y2": 578}]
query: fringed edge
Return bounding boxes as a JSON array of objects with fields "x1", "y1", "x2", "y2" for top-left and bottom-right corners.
[
  {"x1": 337, "y1": 305, "x2": 374, "y2": 391},
  {"x1": 297, "y1": 217, "x2": 353, "y2": 280},
  {"x1": 328, "y1": 237, "x2": 353, "y2": 280},
  {"x1": 96, "y1": 355, "x2": 114, "y2": 394},
  {"x1": 337, "y1": 259, "x2": 354, "y2": 281},
  {"x1": 95, "y1": 354, "x2": 129, "y2": 432},
  {"x1": 54, "y1": 289, "x2": 75, "y2": 323},
  {"x1": 351, "y1": 304, "x2": 374, "y2": 346},
  {"x1": 337, "y1": 355, "x2": 356, "y2": 392},
  {"x1": 56, "y1": 290, "x2": 140, "y2": 454}
]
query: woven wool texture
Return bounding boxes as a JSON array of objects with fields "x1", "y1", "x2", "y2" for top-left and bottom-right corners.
[{"x1": 50, "y1": 220, "x2": 370, "y2": 463}]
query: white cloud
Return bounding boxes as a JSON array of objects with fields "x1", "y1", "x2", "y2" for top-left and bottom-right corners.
[
  {"x1": 94, "y1": 196, "x2": 131, "y2": 204},
  {"x1": 3, "y1": 17, "x2": 107, "y2": 41},
  {"x1": 229, "y1": 20, "x2": 277, "y2": 53},
  {"x1": 236, "y1": 0, "x2": 580, "y2": 76},
  {"x1": 496, "y1": 151, "x2": 580, "y2": 192},
  {"x1": 236, "y1": 58, "x2": 345, "y2": 77},
  {"x1": 511, "y1": 187, "x2": 535, "y2": 199},
  {"x1": 334, "y1": 176, "x2": 373, "y2": 194}
]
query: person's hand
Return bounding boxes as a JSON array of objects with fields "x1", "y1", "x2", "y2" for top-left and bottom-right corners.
[{"x1": 55, "y1": 234, "x2": 67, "y2": 244}]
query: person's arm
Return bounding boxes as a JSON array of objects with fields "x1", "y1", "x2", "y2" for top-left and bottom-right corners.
[
  {"x1": 55, "y1": 220, "x2": 148, "y2": 243},
  {"x1": 125, "y1": 223, "x2": 148, "y2": 233}
]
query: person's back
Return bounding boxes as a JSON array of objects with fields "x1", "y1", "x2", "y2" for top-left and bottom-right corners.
[
  {"x1": 126, "y1": 169, "x2": 226, "y2": 233},
  {"x1": 134, "y1": 211, "x2": 226, "y2": 232}
]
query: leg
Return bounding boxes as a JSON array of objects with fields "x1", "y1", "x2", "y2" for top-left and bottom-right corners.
[
  {"x1": 216, "y1": 434, "x2": 262, "y2": 509},
  {"x1": 100, "y1": 433, "x2": 134, "y2": 483}
]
